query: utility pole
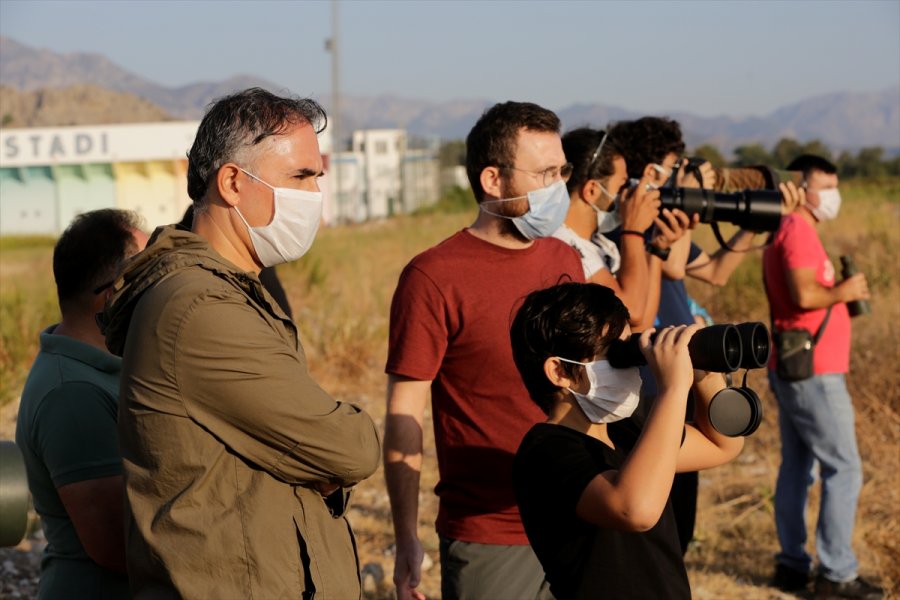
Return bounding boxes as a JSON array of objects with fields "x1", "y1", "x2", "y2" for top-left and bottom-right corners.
[{"x1": 326, "y1": 0, "x2": 342, "y2": 222}]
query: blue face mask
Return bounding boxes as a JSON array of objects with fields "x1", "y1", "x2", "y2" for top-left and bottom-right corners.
[{"x1": 481, "y1": 180, "x2": 571, "y2": 240}]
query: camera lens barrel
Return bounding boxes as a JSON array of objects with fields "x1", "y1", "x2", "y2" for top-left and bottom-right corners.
[
  {"x1": 658, "y1": 188, "x2": 783, "y2": 232},
  {"x1": 735, "y1": 190, "x2": 783, "y2": 232}
]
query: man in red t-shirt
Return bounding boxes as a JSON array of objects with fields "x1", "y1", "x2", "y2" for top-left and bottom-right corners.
[
  {"x1": 764, "y1": 155, "x2": 882, "y2": 598},
  {"x1": 384, "y1": 102, "x2": 585, "y2": 600}
]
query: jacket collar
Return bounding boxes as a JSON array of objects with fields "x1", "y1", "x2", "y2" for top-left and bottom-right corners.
[{"x1": 101, "y1": 225, "x2": 283, "y2": 356}]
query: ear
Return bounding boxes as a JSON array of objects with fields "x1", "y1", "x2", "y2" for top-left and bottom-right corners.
[
  {"x1": 480, "y1": 165, "x2": 503, "y2": 200},
  {"x1": 642, "y1": 162, "x2": 657, "y2": 181},
  {"x1": 580, "y1": 180, "x2": 599, "y2": 204},
  {"x1": 216, "y1": 163, "x2": 244, "y2": 208},
  {"x1": 543, "y1": 357, "x2": 576, "y2": 389},
  {"x1": 89, "y1": 285, "x2": 113, "y2": 317}
]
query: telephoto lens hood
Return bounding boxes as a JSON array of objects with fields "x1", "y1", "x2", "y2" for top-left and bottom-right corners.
[{"x1": 607, "y1": 324, "x2": 743, "y2": 373}]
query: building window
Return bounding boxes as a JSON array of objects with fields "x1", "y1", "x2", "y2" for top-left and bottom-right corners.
[{"x1": 375, "y1": 141, "x2": 388, "y2": 154}]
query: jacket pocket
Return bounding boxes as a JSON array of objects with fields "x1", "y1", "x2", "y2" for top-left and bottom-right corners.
[
  {"x1": 324, "y1": 487, "x2": 353, "y2": 518},
  {"x1": 294, "y1": 487, "x2": 361, "y2": 600}
]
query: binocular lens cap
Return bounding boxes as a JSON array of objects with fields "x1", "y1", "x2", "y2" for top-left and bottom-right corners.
[{"x1": 708, "y1": 387, "x2": 762, "y2": 437}]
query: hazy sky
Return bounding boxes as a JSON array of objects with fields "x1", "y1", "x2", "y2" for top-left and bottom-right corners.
[{"x1": 2, "y1": 0, "x2": 898, "y2": 118}]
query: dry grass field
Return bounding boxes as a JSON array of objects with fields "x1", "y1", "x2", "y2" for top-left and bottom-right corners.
[{"x1": 0, "y1": 179, "x2": 897, "y2": 599}]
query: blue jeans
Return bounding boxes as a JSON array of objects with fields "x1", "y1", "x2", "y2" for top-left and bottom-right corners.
[{"x1": 768, "y1": 371, "x2": 862, "y2": 582}]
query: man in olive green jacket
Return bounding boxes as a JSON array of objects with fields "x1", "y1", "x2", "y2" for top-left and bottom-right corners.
[{"x1": 102, "y1": 88, "x2": 380, "y2": 600}]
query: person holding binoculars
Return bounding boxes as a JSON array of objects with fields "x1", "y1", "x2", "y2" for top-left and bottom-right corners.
[
  {"x1": 764, "y1": 155, "x2": 881, "y2": 599},
  {"x1": 510, "y1": 282, "x2": 744, "y2": 600}
]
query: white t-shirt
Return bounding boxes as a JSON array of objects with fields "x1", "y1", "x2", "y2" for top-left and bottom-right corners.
[{"x1": 552, "y1": 224, "x2": 622, "y2": 280}]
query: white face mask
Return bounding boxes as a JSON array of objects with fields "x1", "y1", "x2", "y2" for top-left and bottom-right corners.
[
  {"x1": 809, "y1": 188, "x2": 841, "y2": 222},
  {"x1": 234, "y1": 168, "x2": 323, "y2": 267},
  {"x1": 557, "y1": 357, "x2": 642, "y2": 424},
  {"x1": 590, "y1": 182, "x2": 622, "y2": 234}
]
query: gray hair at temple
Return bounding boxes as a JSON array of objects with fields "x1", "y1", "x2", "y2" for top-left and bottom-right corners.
[{"x1": 186, "y1": 87, "x2": 327, "y2": 203}]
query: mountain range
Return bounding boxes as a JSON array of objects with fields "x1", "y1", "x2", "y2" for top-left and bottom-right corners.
[{"x1": 1, "y1": 36, "x2": 898, "y2": 155}]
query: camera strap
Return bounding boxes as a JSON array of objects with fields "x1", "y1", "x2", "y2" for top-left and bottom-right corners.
[
  {"x1": 709, "y1": 221, "x2": 773, "y2": 254},
  {"x1": 711, "y1": 221, "x2": 731, "y2": 251},
  {"x1": 811, "y1": 305, "x2": 834, "y2": 344}
]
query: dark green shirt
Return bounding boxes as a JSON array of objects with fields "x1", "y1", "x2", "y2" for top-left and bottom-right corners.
[{"x1": 15, "y1": 326, "x2": 129, "y2": 599}]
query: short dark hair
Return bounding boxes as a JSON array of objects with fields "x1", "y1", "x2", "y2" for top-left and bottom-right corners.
[
  {"x1": 562, "y1": 127, "x2": 620, "y2": 195},
  {"x1": 607, "y1": 116, "x2": 686, "y2": 180},
  {"x1": 53, "y1": 209, "x2": 143, "y2": 310},
  {"x1": 465, "y1": 101, "x2": 561, "y2": 202},
  {"x1": 187, "y1": 87, "x2": 327, "y2": 202},
  {"x1": 510, "y1": 282, "x2": 630, "y2": 415},
  {"x1": 785, "y1": 154, "x2": 837, "y2": 178}
]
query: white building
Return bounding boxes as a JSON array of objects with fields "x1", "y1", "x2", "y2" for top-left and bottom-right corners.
[
  {"x1": 441, "y1": 165, "x2": 470, "y2": 192},
  {"x1": 0, "y1": 121, "x2": 441, "y2": 235},
  {"x1": 1, "y1": 122, "x2": 199, "y2": 234}
]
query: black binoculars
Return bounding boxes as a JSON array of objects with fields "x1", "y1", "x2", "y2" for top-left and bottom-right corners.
[
  {"x1": 608, "y1": 322, "x2": 771, "y2": 437},
  {"x1": 607, "y1": 322, "x2": 771, "y2": 373}
]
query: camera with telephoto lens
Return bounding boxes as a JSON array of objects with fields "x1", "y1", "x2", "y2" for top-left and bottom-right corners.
[
  {"x1": 607, "y1": 322, "x2": 771, "y2": 437},
  {"x1": 628, "y1": 163, "x2": 783, "y2": 232},
  {"x1": 662, "y1": 156, "x2": 782, "y2": 232},
  {"x1": 658, "y1": 187, "x2": 783, "y2": 232}
]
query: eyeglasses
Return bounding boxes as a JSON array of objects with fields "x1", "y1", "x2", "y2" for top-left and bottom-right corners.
[{"x1": 500, "y1": 162, "x2": 574, "y2": 187}]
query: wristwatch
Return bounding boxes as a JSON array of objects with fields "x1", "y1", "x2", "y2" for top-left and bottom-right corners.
[{"x1": 646, "y1": 242, "x2": 670, "y2": 261}]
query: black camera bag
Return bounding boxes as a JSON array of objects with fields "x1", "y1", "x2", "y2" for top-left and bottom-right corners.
[{"x1": 772, "y1": 307, "x2": 832, "y2": 382}]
